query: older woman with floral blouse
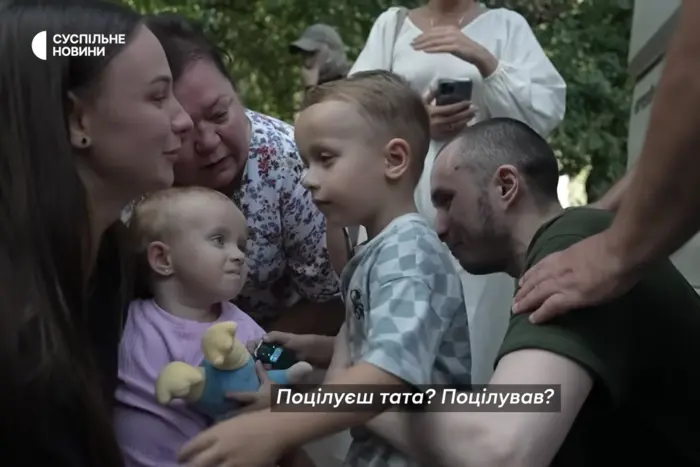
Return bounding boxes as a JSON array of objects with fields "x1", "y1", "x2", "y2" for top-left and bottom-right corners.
[{"x1": 138, "y1": 13, "x2": 347, "y2": 335}]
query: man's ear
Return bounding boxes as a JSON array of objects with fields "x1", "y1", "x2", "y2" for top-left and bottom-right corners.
[
  {"x1": 494, "y1": 164, "x2": 520, "y2": 208},
  {"x1": 383, "y1": 138, "x2": 411, "y2": 181},
  {"x1": 147, "y1": 241, "x2": 173, "y2": 277},
  {"x1": 66, "y1": 91, "x2": 93, "y2": 150}
]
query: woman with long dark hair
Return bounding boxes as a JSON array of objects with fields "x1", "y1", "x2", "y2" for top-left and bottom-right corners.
[{"x1": 0, "y1": 1, "x2": 191, "y2": 464}]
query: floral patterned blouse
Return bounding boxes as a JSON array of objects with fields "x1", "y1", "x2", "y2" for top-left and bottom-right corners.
[
  {"x1": 122, "y1": 110, "x2": 340, "y2": 323},
  {"x1": 231, "y1": 110, "x2": 339, "y2": 321}
]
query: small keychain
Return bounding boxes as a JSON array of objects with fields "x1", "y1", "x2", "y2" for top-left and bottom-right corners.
[{"x1": 254, "y1": 341, "x2": 299, "y2": 370}]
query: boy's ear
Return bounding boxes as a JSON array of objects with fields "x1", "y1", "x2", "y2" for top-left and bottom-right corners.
[
  {"x1": 147, "y1": 241, "x2": 173, "y2": 276},
  {"x1": 383, "y1": 138, "x2": 410, "y2": 181}
]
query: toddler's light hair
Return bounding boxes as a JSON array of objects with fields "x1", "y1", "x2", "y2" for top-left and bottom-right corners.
[
  {"x1": 128, "y1": 186, "x2": 235, "y2": 298},
  {"x1": 129, "y1": 186, "x2": 233, "y2": 254}
]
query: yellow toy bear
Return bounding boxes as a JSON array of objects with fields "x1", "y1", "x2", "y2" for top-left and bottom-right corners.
[{"x1": 155, "y1": 321, "x2": 312, "y2": 420}]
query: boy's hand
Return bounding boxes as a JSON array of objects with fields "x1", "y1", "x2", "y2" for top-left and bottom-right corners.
[
  {"x1": 179, "y1": 410, "x2": 285, "y2": 467},
  {"x1": 226, "y1": 361, "x2": 273, "y2": 414},
  {"x1": 263, "y1": 332, "x2": 334, "y2": 368},
  {"x1": 245, "y1": 339, "x2": 272, "y2": 369}
]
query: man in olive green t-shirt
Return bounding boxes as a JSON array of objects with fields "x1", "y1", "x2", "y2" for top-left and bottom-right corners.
[{"x1": 420, "y1": 118, "x2": 700, "y2": 466}]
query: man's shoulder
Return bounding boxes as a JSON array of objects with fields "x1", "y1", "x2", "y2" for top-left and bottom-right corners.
[
  {"x1": 543, "y1": 207, "x2": 613, "y2": 234},
  {"x1": 526, "y1": 208, "x2": 695, "y2": 293},
  {"x1": 502, "y1": 209, "x2": 700, "y2": 405},
  {"x1": 503, "y1": 209, "x2": 621, "y2": 381},
  {"x1": 526, "y1": 207, "x2": 612, "y2": 267}
]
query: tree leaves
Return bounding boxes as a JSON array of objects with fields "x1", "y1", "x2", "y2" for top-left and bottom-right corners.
[{"x1": 126, "y1": 0, "x2": 632, "y2": 201}]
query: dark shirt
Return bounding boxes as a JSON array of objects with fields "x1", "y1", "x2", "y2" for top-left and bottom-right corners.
[{"x1": 498, "y1": 208, "x2": 700, "y2": 466}]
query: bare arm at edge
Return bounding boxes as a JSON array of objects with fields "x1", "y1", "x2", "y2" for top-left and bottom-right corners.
[{"x1": 609, "y1": 0, "x2": 700, "y2": 269}]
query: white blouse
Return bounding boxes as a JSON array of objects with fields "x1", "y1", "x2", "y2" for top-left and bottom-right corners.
[
  {"x1": 349, "y1": 6, "x2": 566, "y2": 384},
  {"x1": 351, "y1": 6, "x2": 566, "y2": 134}
]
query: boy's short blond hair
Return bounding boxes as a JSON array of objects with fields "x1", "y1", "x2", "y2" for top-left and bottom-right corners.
[
  {"x1": 302, "y1": 70, "x2": 430, "y2": 179},
  {"x1": 129, "y1": 186, "x2": 232, "y2": 253}
]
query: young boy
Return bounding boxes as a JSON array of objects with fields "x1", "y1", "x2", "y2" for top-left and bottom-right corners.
[
  {"x1": 178, "y1": 70, "x2": 471, "y2": 467},
  {"x1": 114, "y1": 186, "x2": 314, "y2": 467}
]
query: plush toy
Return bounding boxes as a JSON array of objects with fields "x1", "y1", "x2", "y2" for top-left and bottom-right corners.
[{"x1": 155, "y1": 321, "x2": 312, "y2": 421}]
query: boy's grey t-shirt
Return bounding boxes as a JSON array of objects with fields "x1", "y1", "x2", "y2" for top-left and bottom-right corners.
[{"x1": 341, "y1": 213, "x2": 471, "y2": 467}]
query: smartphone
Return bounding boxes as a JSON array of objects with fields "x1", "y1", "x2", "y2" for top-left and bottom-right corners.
[
  {"x1": 254, "y1": 342, "x2": 299, "y2": 370},
  {"x1": 435, "y1": 79, "x2": 473, "y2": 106}
]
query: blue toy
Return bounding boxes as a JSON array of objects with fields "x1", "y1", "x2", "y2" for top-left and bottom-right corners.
[{"x1": 155, "y1": 321, "x2": 312, "y2": 421}]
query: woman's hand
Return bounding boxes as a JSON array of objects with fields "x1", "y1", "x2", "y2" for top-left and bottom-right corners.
[
  {"x1": 423, "y1": 87, "x2": 477, "y2": 140},
  {"x1": 412, "y1": 26, "x2": 498, "y2": 77}
]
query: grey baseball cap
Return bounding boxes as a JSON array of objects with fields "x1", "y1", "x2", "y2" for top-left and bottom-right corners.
[{"x1": 290, "y1": 23, "x2": 344, "y2": 53}]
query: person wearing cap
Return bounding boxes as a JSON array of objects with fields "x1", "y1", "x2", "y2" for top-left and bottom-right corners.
[{"x1": 290, "y1": 24, "x2": 351, "y2": 92}]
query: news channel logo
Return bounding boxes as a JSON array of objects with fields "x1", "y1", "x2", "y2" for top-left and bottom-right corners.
[
  {"x1": 31, "y1": 31, "x2": 48, "y2": 60},
  {"x1": 32, "y1": 31, "x2": 125, "y2": 60}
]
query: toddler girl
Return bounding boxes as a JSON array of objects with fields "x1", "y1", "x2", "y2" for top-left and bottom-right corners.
[{"x1": 114, "y1": 186, "x2": 313, "y2": 467}]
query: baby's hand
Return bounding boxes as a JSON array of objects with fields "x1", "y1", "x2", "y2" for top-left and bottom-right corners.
[{"x1": 226, "y1": 361, "x2": 273, "y2": 413}]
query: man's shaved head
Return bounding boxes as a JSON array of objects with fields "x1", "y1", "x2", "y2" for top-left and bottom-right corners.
[
  {"x1": 430, "y1": 118, "x2": 561, "y2": 275},
  {"x1": 446, "y1": 118, "x2": 560, "y2": 202}
]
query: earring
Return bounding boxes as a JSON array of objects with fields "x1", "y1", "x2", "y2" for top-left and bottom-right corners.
[{"x1": 81, "y1": 136, "x2": 90, "y2": 147}]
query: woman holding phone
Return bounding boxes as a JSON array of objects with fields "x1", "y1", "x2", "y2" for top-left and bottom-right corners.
[{"x1": 350, "y1": 0, "x2": 566, "y2": 385}]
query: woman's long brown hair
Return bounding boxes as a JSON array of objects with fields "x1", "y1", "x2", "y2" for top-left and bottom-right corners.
[{"x1": 0, "y1": 1, "x2": 142, "y2": 464}]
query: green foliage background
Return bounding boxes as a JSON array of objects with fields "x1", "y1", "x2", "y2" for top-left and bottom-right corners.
[{"x1": 125, "y1": 0, "x2": 634, "y2": 201}]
